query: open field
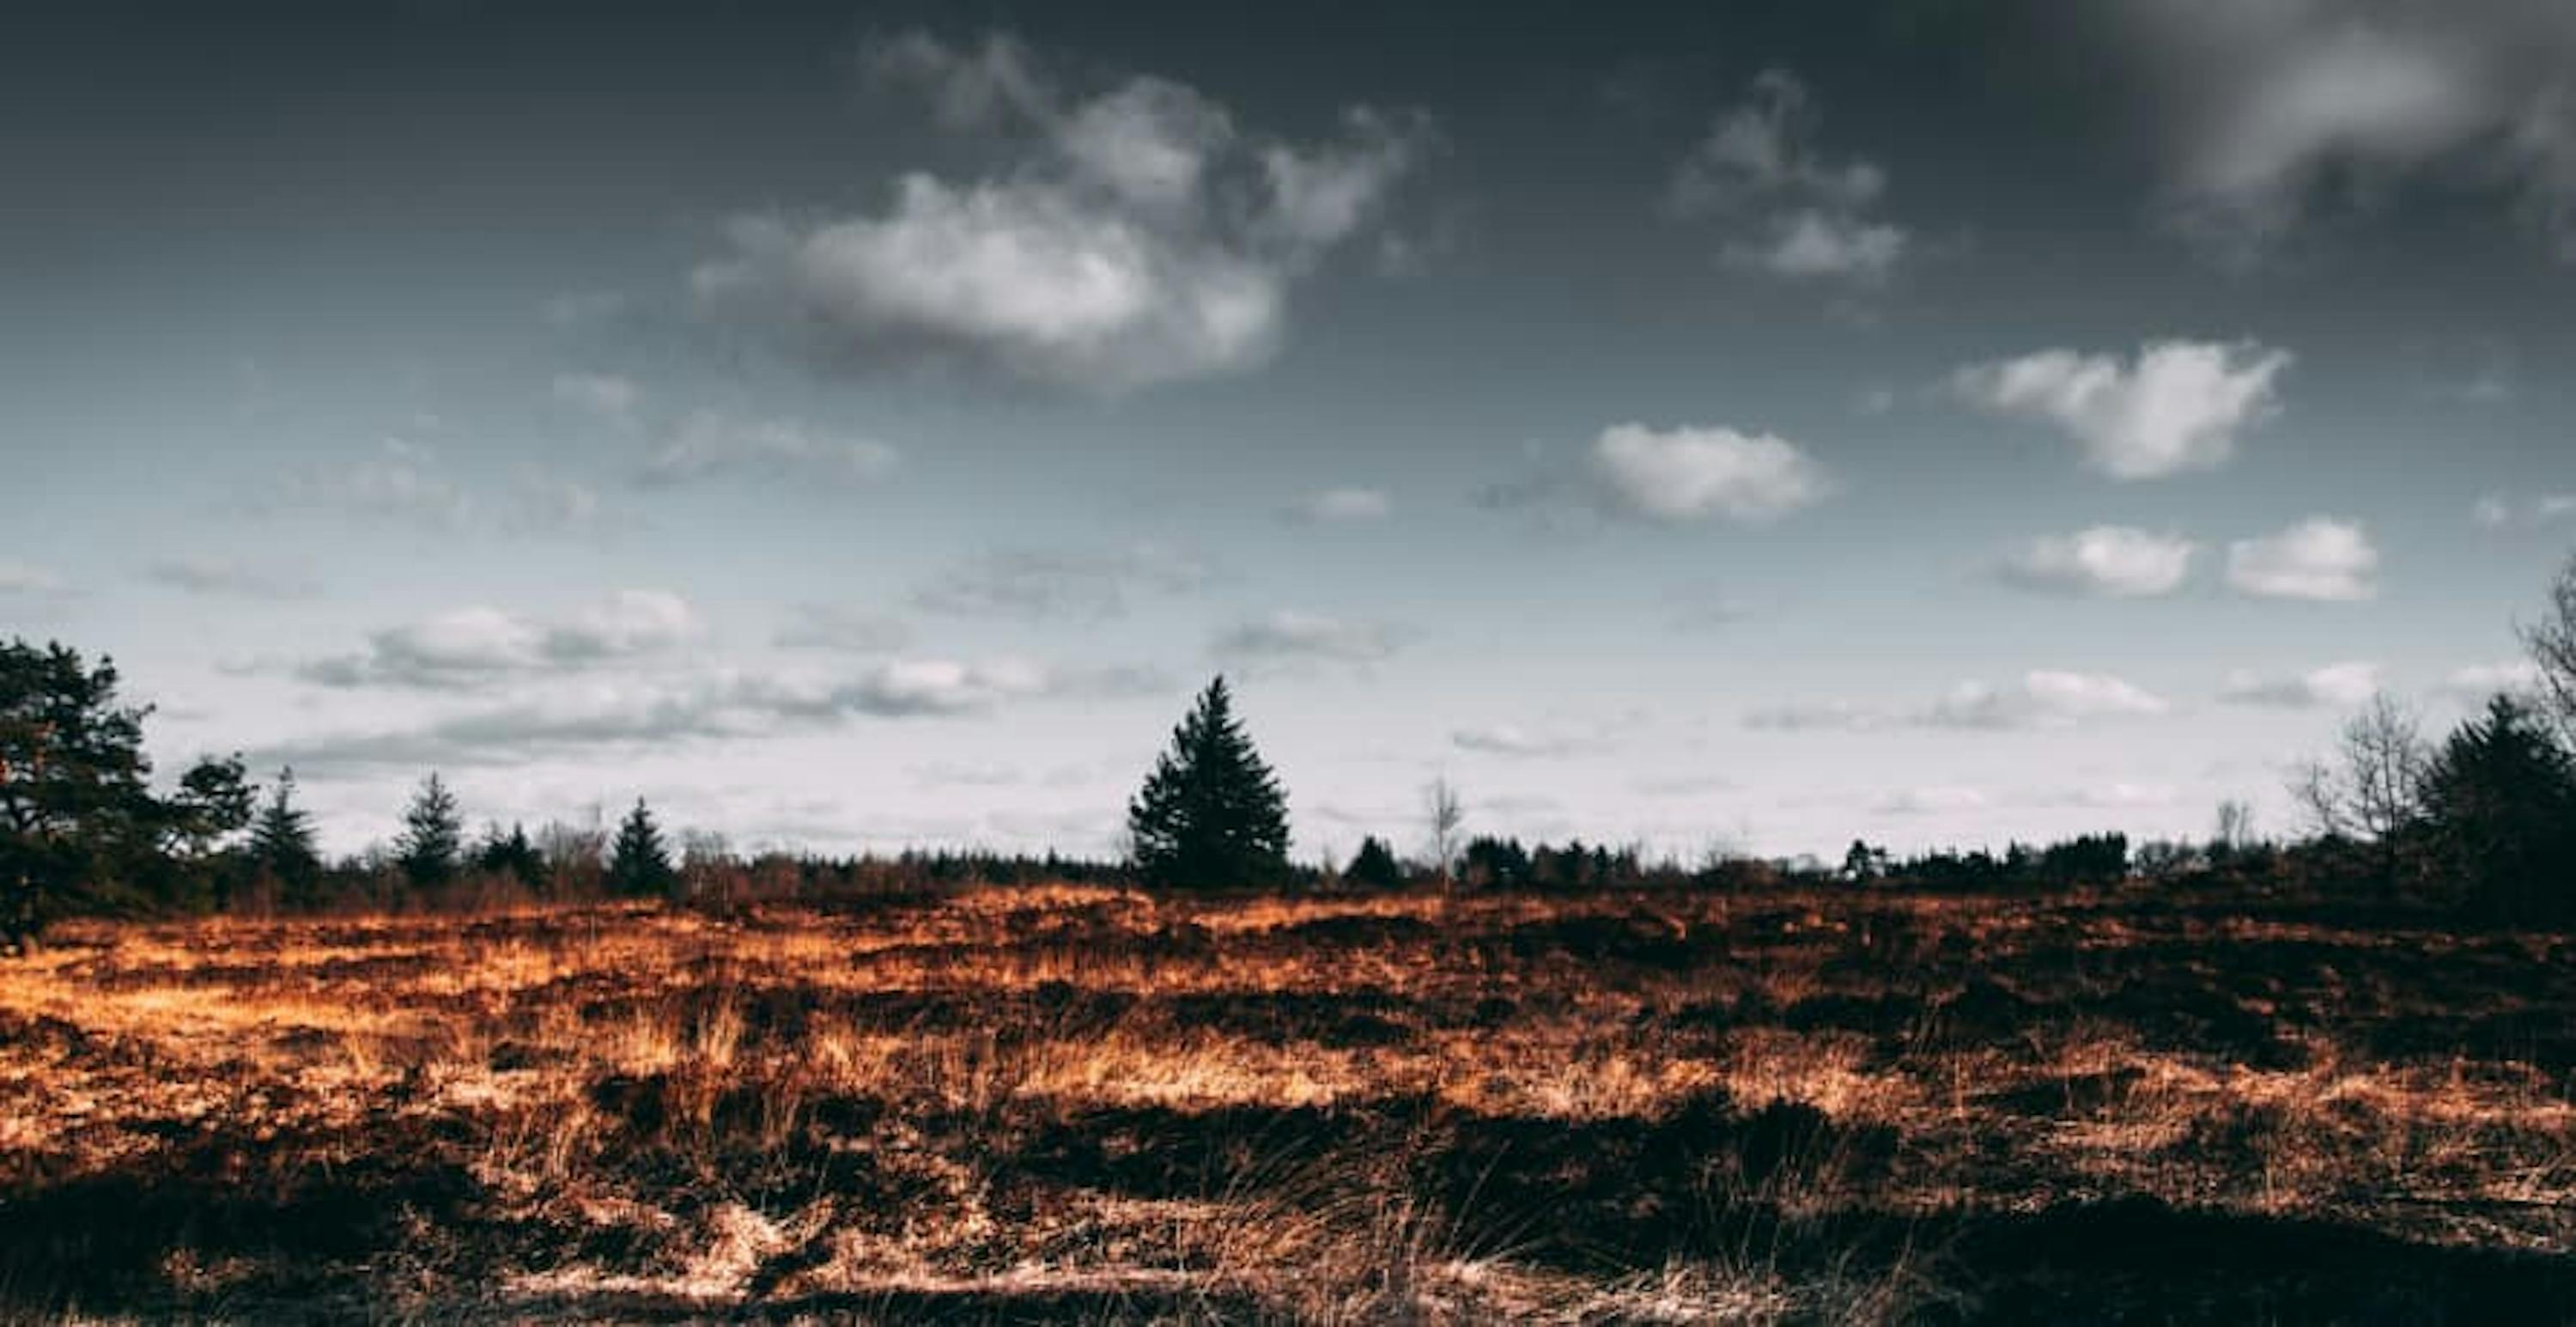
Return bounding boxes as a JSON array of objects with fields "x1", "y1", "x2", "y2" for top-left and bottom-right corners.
[{"x1": 2, "y1": 883, "x2": 2573, "y2": 1323}]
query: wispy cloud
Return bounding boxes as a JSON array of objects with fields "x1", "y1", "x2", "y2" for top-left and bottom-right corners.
[
  {"x1": 296, "y1": 591, "x2": 702, "y2": 691},
  {"x1": 774, "y1": 605, "x2": 914, "y2": 654},
  {"x1": 1212, "y1": 610, "x2": 1408, "y2": 669},
  {"x1": 2473, "y1": 492, "x2": 2576, "y2": 530},
  {"x1": 1450, "y1": 721, "x2": 1617, "y2": 758},
  {"x1": 2219, "y1": 660, "x2": 2381, "y2": 709},
  {"x1": 1284, "y1": 487, "x2": 1394, "y2": 523},
  {"x1": 1668, "y1": 69, "x2": 1909, "y2": 283},
  {"x1": 258, "y1": 656, "x2": 1163, "y2": 774},
  {"x1": 1747, "y1": 670, "x2": 2172, "y2": 733},
  {"x1": 276, "y1": 437, "x2": 474, "y2": 528},
  {"x1": 551, "y1": 372, "x2": 641, "y2": 428},
  {"x1": 914, "y1": 544, "x2": 1207, "y2": 621},
  {"x1": 0, "y1": 561, "x2": 66, "y2": 595},
  {"x1": 143, "y1": 555, "x2": 319, "y2": 601},
  {"x1": 639, "y1": 411, "x2": 899, "y2": 489}
]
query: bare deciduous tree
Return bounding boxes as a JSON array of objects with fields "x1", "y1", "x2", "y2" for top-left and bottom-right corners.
[
  {"x1": 2213, "y1": 799, "x2": 2257, "y2": 850},
  {"x1": 2519, "y1": 551, "x2": 2576, "y2": 741},
  {"x1": 2290, "y1": 694, "x2": 2428, "y2": 886},
  {"x1": 1423, "y1": 777, "x2": 1462, "y2": 888}
]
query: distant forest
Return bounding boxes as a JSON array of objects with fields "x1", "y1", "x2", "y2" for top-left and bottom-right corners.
[{"x1": 12, "y1": 554, "x2": 2576, "y2": 950}]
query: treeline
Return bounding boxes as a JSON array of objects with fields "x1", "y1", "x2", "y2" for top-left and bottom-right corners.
[
  {"x1": 178, "y1": 770, "x2": 1138, "y2": 921},
  {"x1": 13, "y1": 554, "x2": 2576, "y2": 947}
]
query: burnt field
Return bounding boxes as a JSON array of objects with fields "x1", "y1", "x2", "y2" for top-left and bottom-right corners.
[{"x1": 2, "y1": 883, "x2": 2571, "y2": 1323}]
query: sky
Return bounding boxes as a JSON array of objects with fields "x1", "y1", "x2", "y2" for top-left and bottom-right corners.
[{"x1": 7, "y1": 0, "x2": 2575, "y2": 863}]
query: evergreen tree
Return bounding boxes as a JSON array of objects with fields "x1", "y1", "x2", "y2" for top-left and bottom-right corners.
[
  {"x1": 249, "y1": 766, "x2": 323, "y2": 908},
  {"x1": 2, "y1": 638, "x2": 249, "y2": 950},
  {"x1": 475, "y1": 821, "x2": 544, "y2": 888},
  {"x1": 1461, "y1": 835, "x2": 1532, "y2": 889},
  {"x1": 2418, "y1": 694, "x2": 2576, "y2": 920},
  {"x1": 395, "y1": 772, "x2": 463, "y2": 892},
  {"x1": 606, "y1": 799, "x2": 677, "y2": 898},
  {"x1": 1127, "y1": 676, "x2": 1291, "y2": 890},
  {"x1": 1346, "y1": 835, "x2": 1403, "y2": 889}
]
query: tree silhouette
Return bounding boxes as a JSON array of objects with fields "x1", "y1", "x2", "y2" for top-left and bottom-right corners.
[
  {"x1": 1, "y1": 638, "x2": 250, "y2": 952},
  {"x1": 2418, "y1": 693, "x2": 2576, "y2": 921},
  {"x1": 475, "y1": 821, "x2": 544, "y2": 889},
  {"x1": 1127, "y1": 677, "x2": 1290, "y2": 889},
  {"x1": 2289, "y1": 694, "x2": 2428, "y2": 891},
  {"x1": 249, "y1": 766, "x2": 323, "y2": 908},
  {"x1": 396, "y1": 773, "x2": 464, "y2": 892},
  {"x1": 607, "y1": 799, "x2": 677, "y2": 898},
  {"x1": 1461, "y1": 835, "x2": 1531, "y2": 889},
  {"x1": 1346, "y1": 835, "x2": 1403, "y2": 889}
]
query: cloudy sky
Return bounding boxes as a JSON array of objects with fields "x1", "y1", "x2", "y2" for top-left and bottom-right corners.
[{"x1": 9, "y1": 0, "x2": 2574, "y2": 861}]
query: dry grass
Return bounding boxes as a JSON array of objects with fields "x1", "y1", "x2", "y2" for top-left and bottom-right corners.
[{"x1": 1, "y1": 884, "x2": 2571, "y2": 1321}]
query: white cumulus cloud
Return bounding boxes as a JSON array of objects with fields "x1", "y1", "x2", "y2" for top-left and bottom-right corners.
[
  {"x1": 694, "y1": 31, "x2": 1430, "y2": 393},
  {"x1": 1954, "y1": 339, "x2": 2292, "y2": 479},
  {"x1": 2001, "y1": 526, "x2": 2197, "y2": 598},
  {"x1": 1589, "y1": 423, "x2": 1831, "y2": 523},
  {"x1": 2226, "y1": 517, "x2": 2379, "y2": 601}
]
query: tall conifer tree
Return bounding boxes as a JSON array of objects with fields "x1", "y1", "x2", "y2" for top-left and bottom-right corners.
[
  {"x1": 396, "y1": 772, "x2": 463, "y2": 891},
  {"x1": 1127, "y1": 677, "x2": 1291, "y2": 889},
  {"x1": 249, "y1": 766, "x2": 323, "y2": 906},
  {"x1": 607, "y1": 798, "x2": 677, "y2": 898}
]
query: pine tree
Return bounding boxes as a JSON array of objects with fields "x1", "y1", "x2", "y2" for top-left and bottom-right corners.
[
  {"x1": 1346, "y1": 836, "x2": 1403, "y2": 889},
  {"x1": 395, "y1": 772, "x2": 463, "y2": 892},
  {"x1": 1127, "y1": 676, "x2": 1291, "y2": 890},
  {"x1": 606, "y1": 799, "x2": 677, "y2": 898},
  {"x1": 249, "y1": 766, "x2": 323, "y2": 908},
  {"x1": 475, "y1": 821, "x2": 544, "y2": 888},
  {"x1": 2418, "y1": 694, "x2": 2576, "y2": 920}
]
